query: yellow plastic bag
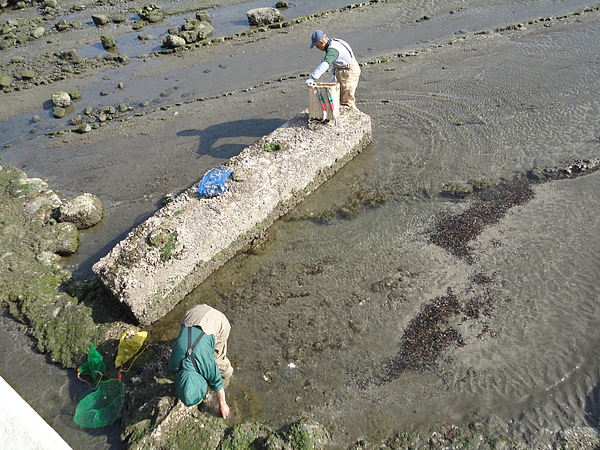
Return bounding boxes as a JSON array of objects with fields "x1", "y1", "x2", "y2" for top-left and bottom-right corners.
[{"x1": 115, "y1": 330, "x2": 148, "y2": 368}]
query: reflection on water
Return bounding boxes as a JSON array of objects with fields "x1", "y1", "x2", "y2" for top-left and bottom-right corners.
[{"x1": 150, "y1": 16, "x2": 600, "y2": 445}]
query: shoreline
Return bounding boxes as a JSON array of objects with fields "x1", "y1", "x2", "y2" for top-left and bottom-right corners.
[{"x1": 1, "y1": 0, "x2": 600, "y2": 448}]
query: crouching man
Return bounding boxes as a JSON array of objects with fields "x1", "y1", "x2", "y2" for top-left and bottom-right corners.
[{"x1": 168, "y1": 304, "x2": 233, "y2": 419}]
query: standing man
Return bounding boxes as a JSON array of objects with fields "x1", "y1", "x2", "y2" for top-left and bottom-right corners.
[
  {"x1": 306, "y1": 30, "x2": 361, "y2": 109},
  {"x1": 168, "y1": 304, "x2": 233, "y2": 419}
]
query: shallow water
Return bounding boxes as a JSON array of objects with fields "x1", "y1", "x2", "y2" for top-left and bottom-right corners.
[
  {"x1": 149, "y1": 8, "x2": 600, "y2": 446},
  {"x1": 1, "y1": 0, "x2": 600, "y2": 448}
]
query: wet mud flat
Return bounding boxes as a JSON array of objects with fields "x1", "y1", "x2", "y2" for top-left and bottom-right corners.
[{"x1": 1, "y1": 0, "x2": 600, "y2": 448}]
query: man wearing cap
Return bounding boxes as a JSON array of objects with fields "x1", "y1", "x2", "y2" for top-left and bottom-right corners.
[
  {"x1": 168, "y1": 304, "x2": 233, "y2": 419},
  {"x1": 306, "y1": 30, "x2": 361, "y2": 109}
]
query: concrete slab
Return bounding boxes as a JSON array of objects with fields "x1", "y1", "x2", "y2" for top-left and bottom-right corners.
[
  {"x1": 0, "y1": 376, "x2": 72, "y2": 450},
  {"x1": 93, "y1": 108, "x2": 372, "y2": 325}
]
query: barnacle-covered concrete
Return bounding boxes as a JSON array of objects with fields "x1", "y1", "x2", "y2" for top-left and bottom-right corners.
[{"x1": 93, "y1": 108, "x2": 372, "y2": 325}]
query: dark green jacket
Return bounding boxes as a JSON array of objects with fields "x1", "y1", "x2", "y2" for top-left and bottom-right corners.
[{"x1": 168, "y1": 326, "x2": 223, "y2": 405}]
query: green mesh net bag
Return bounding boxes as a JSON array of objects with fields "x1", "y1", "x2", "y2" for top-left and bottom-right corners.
[
  {"x1": 77, "y1": 342, "x2": 107, "y2": 383},
  {"x1": 74, "y1": 379, "x2": 125, "y2": 428}
]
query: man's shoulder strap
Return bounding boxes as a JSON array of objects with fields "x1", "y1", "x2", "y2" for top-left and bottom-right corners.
[
  {"x1": 331, "y1": 38, "x2": 354, "y2": 58},
  {"x1": 179, "y1": 326, "x2": 205, "y2": 373}
]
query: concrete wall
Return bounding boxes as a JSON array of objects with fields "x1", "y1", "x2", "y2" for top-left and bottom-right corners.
[{"x1": 93, "y1": 109, "x2": 372, "y2": 325}]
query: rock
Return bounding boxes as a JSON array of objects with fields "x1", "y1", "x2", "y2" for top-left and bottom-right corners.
[
  {"x1": 76, "y1": 123, "x2": 92, "y2": 133},
  {"x1": 139, "y1": 5, "x2": 163, "y2": 23},
  {"x1": 196, "y1": 10, "x2": 211, "y2": 23},
  {"x1": 52, "y1": 106, "x2": 66, "y2": 118},
  {"x1": 246, "y1": 7, "x2": 284, "y2": 26},
  {"x1": 21, "y1": 69, "x2": 35, "y2": 80},
  {"x1": 69, "y1": 89, "x2": 81, "y2": 100},
  {"x1": 31, "y1": 26, "x2": 45, "y2": 39},
  {"x1": 179, "y1": 30, "x2": 198, "y2": 44},
  {"x1": 0, "y1": 75, "x2": 12, "y2": 88},
  {"x1": 11, "y1": 176, "x2": 63, "y2": 224},
  {"x1": 111, "y1": 13, "x2": 126, "y2": 24},
  {"x1": 52, "y1": 91, "x2": 71, "y2": 108},
  {"x1": 162, "y1": 34, "x2": 186, "y2": 48},
  {"x1": 554, "y1": 427, "x2": 600, "y2": 448},
  {"x1": 59, "y1": 49, "x2": 79, "y2": 61},
  {"x1": 55, "y1": 19, "x2": 71, "y2": 32},
  {"x1": 70, "y1": 113, "x2": 83, "y2": 125},
  {"x1": 37, "y1": 251, "x2": 61, "y2": 266},
  {"x1": 43, "y1": 222, "x2": 80, "y2": 255},
  {"x1": 101, "y1": 34, "x2": 117, "y2": 50},
  {"x1": 92, "y1": 14, "x2": 110, "y2": 26},
  {"x1": 57, "y1": 193, "x2": 103, "y2": 229},
  {"x1": 32, "y1": 115, "x2": 41, "y2": 122}
]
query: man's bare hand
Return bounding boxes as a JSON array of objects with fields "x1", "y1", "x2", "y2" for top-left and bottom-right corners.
[{"x1": 216, "y1": 389, "x2": 229, "y2": 419}]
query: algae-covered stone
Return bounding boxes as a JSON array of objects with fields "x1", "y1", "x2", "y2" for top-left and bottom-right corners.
[
  {"x1": 52, "y1": 91, "x2": 71, "y2": 107},
  {"x1": 196, "y1": 10, "x2": 211, "y2": 23},
  {"x1": 43, "y1": 221, "x2": 80, "y2": 255},
  {"x1": 92, "y1": 14, "x2": 110, "y2": 26},
  {"x1": 11, "y1": 176, "x2": 63, "y2": 224},
  {"x1": 52, "y1": 106, "x2": 66, "y2": 118},
  {"x1": 69, "y1": 89, "x2": 81, "y2": 100},
  {"x1": 111, "y1": 13, "x2": 126, "y2": 24},
  {"x1": 55, "y1": 19, "x2": 71, "y2": 32},
  {"x1": 31, "y1": 26, "x2": 45, "y2": 39},
  {"x1": 219, "y1": 423, "x2": 276, "y2": 449},
  {"x1": 76, "y1": 123, "x2": 92, "y2": 133},
  {"x1": 70, "y1": 113, "x2": 83, "y2": 126},
  {"x1": 57, "y1": 193, "x2": 103, "y2": 229},
  {"x1": 21, "y1": 69, "x2": 35, "y2": 80},
  {"x1": 0, "y1": 75, "x2": 12, "y2": 88},
  {"x1": 59, "y1": 49, "x2": 79, "y2": 61},
  {"x1": 101, "y1": 34, "x2": 117, "y2": 50},
  {"x1": 284, "y1": 418, "x2": 331, "y2": 448}
]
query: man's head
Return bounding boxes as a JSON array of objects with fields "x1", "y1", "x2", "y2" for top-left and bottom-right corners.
[{"x1": 310, "y1": 30, "x2": 328, "y2": 50}]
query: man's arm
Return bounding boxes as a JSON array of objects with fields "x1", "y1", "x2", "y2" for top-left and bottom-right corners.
[{"x1": 216, "y1": 388, "x2": 230, "y2": 419}]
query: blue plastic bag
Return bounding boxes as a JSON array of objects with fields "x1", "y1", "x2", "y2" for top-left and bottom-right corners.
[{"x1": 198, "y1": 167, "x2": 233, "y2": 198}]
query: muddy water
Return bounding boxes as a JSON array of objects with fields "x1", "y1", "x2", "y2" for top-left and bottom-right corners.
[
  {"x1": 1, "y1": 0, "x2": 600, "y2": 448},
  {"x1": 148, "y1": 9, "x2": 600, "y2": 447}
]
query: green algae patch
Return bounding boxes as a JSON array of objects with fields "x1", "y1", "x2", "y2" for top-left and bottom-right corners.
[
  {"x1": 219, "y1": 422, "x2": 275, "y2": 449},
  {"x1": 0, "y1": 165, "x2": 114, "y2": 368}
]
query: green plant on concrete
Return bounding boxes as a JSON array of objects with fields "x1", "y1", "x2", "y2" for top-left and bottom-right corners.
[
  {"x1": 264, "y1": 142, "x2": 282, "y2": 152},
  {"x1": 160, "y1": 231, "x2": 178, "y2": 261}
]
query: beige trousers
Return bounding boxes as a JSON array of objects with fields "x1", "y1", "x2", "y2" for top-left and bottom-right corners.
[
  {"x1": 335, "y1": 58, "x2": 361, "y2": 108},
  {"x1": 182, "y1": 304, "x2": 233, "y2": 380}
]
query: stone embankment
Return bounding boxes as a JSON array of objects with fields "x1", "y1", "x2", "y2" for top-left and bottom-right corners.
[{"x1": 93, "y1": 108, "x2": 372, "y2": 325}]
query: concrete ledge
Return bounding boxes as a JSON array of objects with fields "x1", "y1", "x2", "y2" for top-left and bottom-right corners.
[
  {"x1": 0, "y1": 377, "x2": 72, "y2": 450},
  {"x1": 93, "y1": 109, "x2": 372, "y2": 325}
]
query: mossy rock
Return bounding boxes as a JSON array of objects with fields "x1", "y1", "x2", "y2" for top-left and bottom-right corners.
[
  {"x1": 42, "y1": 221, "x2": 80, "y2": 255},
  {"x1": 21, "y1": 69, "x2": 35, "y2": 80},
  {"x1": 0, "y1": 75, "x2": 12, "y2": 88},
  {"x1": 219, "y1": 423, "x2": 276, "y2": 449},
  {"x1": 283, "y1": 418, "x2": 331, "y2": 449},
  {"x1": 101, "y1": 34, "x2": 117, "y2": 50}
]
